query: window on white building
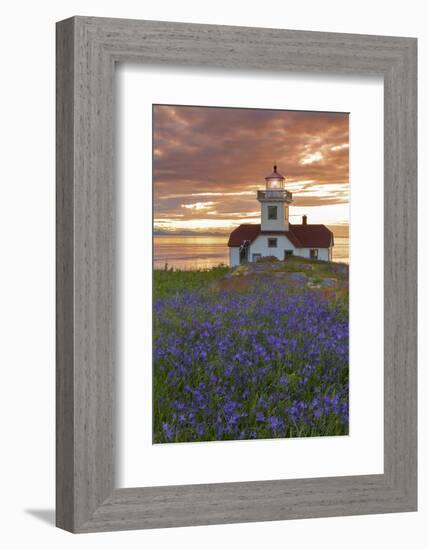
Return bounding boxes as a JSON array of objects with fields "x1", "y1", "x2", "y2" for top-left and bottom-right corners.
[
  {"x1": 267, "y1": 206, "x2": 277, "y2": 220},
  {"x1": 310, "y1": 249, "x2": 319, "y2": 259},
  {"x1": 268, "y1": 238, "x2": 277, "y2": 248}
]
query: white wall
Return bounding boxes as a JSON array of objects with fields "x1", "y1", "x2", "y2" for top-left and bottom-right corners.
[
  {"x1": 249, "y1": 234, "x2": 295, "y2": 260},
  {"x1": 247, "y1": 236, "x2": 330, "y2": 263},
  {"x1": 260, "y1": 201, "x2": 289, "y2": 231},
  {"x1": 295, "y1": 248, "x2": 331, "y2": 261},
  {"x1": 318, "y1": 248, "x2": 330, "y2": 262},
  {"x1": 230, "y1": 247, "x2": 240, "y2": 266},
  {"x1": 0, "y1": 1, "x2": 426, "y2": 550}
]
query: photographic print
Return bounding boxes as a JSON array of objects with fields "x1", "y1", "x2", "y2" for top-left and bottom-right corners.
[{"x1": 153, "y1": 105, "x2": 349, "y2": 444}]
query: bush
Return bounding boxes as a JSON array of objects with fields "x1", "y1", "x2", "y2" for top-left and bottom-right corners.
[{"x1": 256, "y1": 255, "x2": 279, "y2": 263}]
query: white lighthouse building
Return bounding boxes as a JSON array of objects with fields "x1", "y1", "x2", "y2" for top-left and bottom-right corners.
[{"x1": 228, "y1": 165, "x2": 334, "y2": 266}]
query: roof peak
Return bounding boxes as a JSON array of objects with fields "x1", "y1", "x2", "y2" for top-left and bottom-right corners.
[{"x1": 265, "y1": 164, "x2": 285, "y2": 180}]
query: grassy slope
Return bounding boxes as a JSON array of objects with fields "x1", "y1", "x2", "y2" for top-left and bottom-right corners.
[{"x1": 154, "y1": 257, "x2": 348, "y2": 299}]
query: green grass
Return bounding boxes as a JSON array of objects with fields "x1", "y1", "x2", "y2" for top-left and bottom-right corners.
[{"x1": 154, "y1": 265, "x2": 230, "y2": 299}]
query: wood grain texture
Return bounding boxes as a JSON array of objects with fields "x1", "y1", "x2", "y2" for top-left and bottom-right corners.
[
  {"x1": 56, "y1": 16, "x2": 417, "y2": 533},
  {"x1": 56, "y1": 17, "x2": 75, "y2": 532}
]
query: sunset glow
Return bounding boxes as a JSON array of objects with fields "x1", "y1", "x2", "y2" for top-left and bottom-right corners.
[{"x1": 153, "y1": 105, "x2": 349, "y2": 233}]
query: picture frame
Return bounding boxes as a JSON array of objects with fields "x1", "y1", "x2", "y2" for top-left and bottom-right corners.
[{"x1": 56, "y1": 16, "x2": 417, "y2": 533}]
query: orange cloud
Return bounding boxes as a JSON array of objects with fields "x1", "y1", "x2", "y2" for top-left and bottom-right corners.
[{"x1": 153, "y1": 104, "x2": 349, "y2": 232}]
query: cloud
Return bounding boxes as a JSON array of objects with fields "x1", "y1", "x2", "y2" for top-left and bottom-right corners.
[
  {"x1": 301, "y1": 151, "x2": 323, "y2": 165},
  {"x1": 181, "y1": 201, "x2": 217, "y2": 211},
  {"x1": 153, "y1": 105, "x2": 349, "y2": 230}
]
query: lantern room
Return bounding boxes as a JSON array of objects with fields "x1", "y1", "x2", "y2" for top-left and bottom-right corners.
[{"x1": 265, "y1": 164, "x2": 285, "y2": 190}]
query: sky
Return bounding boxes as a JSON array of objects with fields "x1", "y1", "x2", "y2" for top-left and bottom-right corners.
[{"x1": 153, "y1": 105, "x2": 349, "y2": 234}]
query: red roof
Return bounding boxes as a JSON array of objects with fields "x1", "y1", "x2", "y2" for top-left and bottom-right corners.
[
  {"x1": 227, "y1": 224, "x2": 262, "y2": 247},
  {"x1": 289, "y1": 224, "x2": 334, "y2": 248},
  {"x1": 227, "y1": 223, "x2": 333, "y2": 248},
  {"x1": 265, "y1": 164, "x2": 285, "y2": 180}
]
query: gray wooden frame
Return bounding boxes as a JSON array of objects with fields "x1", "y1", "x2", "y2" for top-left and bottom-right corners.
[{"x1": 56, "y1": 16, "x2": 417, "y2": 533}]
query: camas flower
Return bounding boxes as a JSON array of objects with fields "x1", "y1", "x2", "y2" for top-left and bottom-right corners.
[
  {"x1": 153, "y1": 276, "x2": 349, "y2": 443},
  {"x1": 162, "y1": 422, "x2": 174, "y2": 442}
]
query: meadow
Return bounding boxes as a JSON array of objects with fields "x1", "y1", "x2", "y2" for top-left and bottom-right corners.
[{"x1": 153, "y1": 257, "x2": 349, "y2": 443}]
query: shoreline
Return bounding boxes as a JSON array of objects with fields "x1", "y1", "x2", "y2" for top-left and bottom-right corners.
[{"x1": 153, "y1": 233, "x2": 349, "y2": 269}]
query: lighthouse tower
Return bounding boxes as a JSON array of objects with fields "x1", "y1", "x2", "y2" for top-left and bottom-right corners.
[{"x1": 257, "y1": 165, "x2": 293, "y2": 231}]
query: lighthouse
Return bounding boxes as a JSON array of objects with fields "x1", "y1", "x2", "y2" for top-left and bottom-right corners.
[
  {"x1": 257, "y1": 165, "x2": 293, "y2": 232},
  {"x1": 227, "y1": 164, "x2": 334, "y2": 266}
]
